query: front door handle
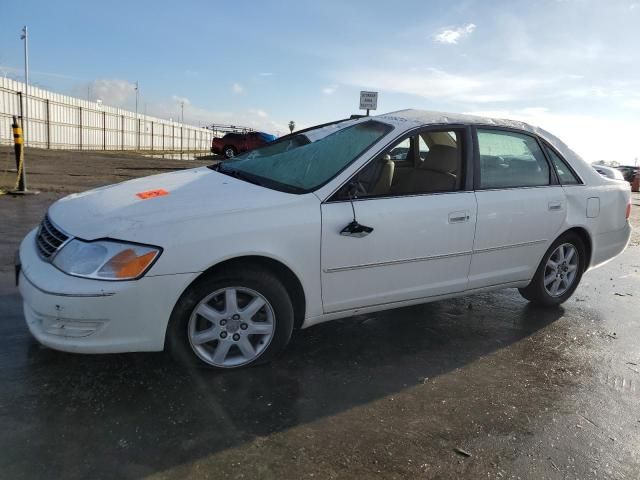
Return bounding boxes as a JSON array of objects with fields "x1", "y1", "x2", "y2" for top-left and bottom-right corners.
[
  {"x1": 448, "y1": 211, "x2": 470, "y2": 224},
  {"x1": 548, "y1": 201, "x2": 562, "y2": 211}
]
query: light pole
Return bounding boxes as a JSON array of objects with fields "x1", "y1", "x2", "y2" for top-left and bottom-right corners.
[
  {"x1": 181, "y1": 101, "x2": 184, "y2": 125},
  {"x1": 20, "y1": 26, "x2": 29, "y2": 146},
  {"x1": 134, "y1": 81, "x2": 139, "y2": 149},
  {"x1": 135, "y1": 81, "x2": 139, "y2": 116}
]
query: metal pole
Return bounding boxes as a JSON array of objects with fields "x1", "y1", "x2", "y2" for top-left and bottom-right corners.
[
  {"x1": 103, "y1": 111, "x2": 106, "y2": 150},
  {"x1": 121, "y1": 114, "x2": 124, "y2": 150},
  {"x1": 20, "y1": 26, "x2": 29, "y2": 147},
  {"x1": 9, "y1": 115, "x2": 38, "y2": 194},
  {"x1": 45, "y1": 99, "x2": 50, "y2": 149},
  {"x1": 151, "y1": 121, "x2": 154, "y2": 151},
  {"x1": 78, "y1": 106, "x2": 82, "y2": 150},
  {"x1": 134, "y1": 81, "x2": 139, "y2": 150},
  {"x1": 12, "y1": 116, "x2": 25, "y2": 190}
]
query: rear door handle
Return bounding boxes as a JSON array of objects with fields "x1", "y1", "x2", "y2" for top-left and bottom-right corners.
[
  {"x1": 548, "y1": 201, "x2": 562, "y2": 211},
  {"x1": 448, "y1": 211, "x2": 470, "y2": 224}
]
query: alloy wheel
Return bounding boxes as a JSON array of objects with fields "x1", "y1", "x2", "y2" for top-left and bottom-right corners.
[
  {"x1": 543, "y1": 243, "x2": 579, "y2": 297},
  {"x1": 188, "y1": 287, "x2": 275, "y2": 367}
]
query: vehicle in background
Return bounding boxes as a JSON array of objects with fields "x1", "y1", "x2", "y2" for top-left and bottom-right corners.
[
  {"x1": 616, "y1": 165, "x2": 639, "y2": 183},
  {"x1": 211, "y1": 131, "x2": 277, "y2": 159},
  {"x1": 593, "y1": 165, "x2": 626, "y2": 181}
]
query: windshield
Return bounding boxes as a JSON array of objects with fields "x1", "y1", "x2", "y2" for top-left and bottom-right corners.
[{"x1": 218, "y1": 120, "x2": 392, "y2": 192}]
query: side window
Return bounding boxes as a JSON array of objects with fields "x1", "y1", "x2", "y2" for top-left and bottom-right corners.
[
  {"x1": 388, "y1": 138, "x2": 411, "y2": 162},
  {"x1": 477, "y1": 129, "x2": 550, "y2": 189},
  {"x1": 544, "y1": 145, "x2": 580, "y2": 185},
  {"x1": 335, "y1": 130, "x2": 463, "y2": 199}
]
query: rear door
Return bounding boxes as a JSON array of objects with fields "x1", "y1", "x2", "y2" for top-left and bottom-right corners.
[{"x1": 469, "y1": 128, "x2": 566, "y2": 289}]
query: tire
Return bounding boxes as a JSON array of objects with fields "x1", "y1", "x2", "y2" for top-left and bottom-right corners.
[
  {"x1": 223, "y1": 146, "x2": 237, "y2": 159},
  {"x1": 166, "y1": 267, "x2": 294, "y2": 369},
  {"x1": 518, "y1": 232, "x2": 586, "y2": 307}
]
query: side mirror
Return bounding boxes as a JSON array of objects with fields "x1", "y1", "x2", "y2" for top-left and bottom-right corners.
[{"x1": 346, "y1": 180, "x2": 359, "y2": 199}]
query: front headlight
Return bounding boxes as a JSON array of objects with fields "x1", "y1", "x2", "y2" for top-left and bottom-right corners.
[{"x1": 52, "y1": 239, "x2": 161, "y2": 280}]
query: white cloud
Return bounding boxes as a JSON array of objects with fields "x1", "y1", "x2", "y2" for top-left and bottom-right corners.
[
  {"x1": 171, "y1": 95, "x2": 191, "y2": 106},
  {"x1": 89, "y1": 79, "x2": 136, "y2": 105},
  {"x1": 72, "y1": 79, "x2": 285, "y2": 134},
  {"x1": 231, "y1": 82, "x2": 244, "y2": 94},
  {"x1": 338, "y1": 67, "x2": 549, "y2": 103},
  {"x1": 434, "y1": 23, "x2": 476, "y2": 44},
  {"x1": 249, "y1": 109, "x2": 268, "y2": 118},
  {"x1": 322, "y1": 84, "x2": 338, "y2": 95},
  {"x1": 258, "y1": 72, "x2": 274, "y2": 77}
]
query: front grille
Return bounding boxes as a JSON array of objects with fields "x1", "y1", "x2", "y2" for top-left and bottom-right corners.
[{"x1": 36, "y1": 215, "x2": 69, "y2": 260}]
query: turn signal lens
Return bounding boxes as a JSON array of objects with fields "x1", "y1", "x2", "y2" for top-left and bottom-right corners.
[{"x1": 101, "y1": 249, "x2": 158, "y2": 279}]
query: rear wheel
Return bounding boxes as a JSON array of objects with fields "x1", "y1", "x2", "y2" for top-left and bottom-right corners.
[
  {"x1": 519, "y1": 232, "x2": 586, "y2": 306},
  {"x1": 167, "y1": 268, "x2": 294, "y2": 369},
  {"x1": 223, "y1": 146, "x2": 237, "y2": 159}
]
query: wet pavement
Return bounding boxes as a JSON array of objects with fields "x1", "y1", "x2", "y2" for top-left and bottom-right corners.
[{"x1": 1, "y1": 186, "x2": 639, "y2": 479}]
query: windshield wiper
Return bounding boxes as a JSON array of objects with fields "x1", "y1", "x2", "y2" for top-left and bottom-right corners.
[
  {"x1": 215, "y1": 164, "x2": 264, "y2": 187},
  {"x1": 211, "y1": 162, "x2": 306, "y2": 194}
]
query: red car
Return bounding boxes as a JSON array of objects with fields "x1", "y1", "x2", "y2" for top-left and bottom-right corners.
[{"x1": 211, "y1": 131, "x2": 277, "y2": 159}]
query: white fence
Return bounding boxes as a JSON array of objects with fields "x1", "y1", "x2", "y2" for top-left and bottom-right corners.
[{"x1": 0, "y1": 78, "x2": 213, "y2": 151}]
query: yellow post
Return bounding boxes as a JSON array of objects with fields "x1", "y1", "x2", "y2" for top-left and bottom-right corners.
[
  {"x1": 12, "y1": 116, "x2": 26, "y2": 191},
  {"x1": 7, "y1": 115, "x2": 38, "y2": 195}
]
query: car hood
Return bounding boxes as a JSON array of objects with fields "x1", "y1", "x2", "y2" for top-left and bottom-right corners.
[{"x1": 49, "y1": 166, "x2": 303, "y2": 240}]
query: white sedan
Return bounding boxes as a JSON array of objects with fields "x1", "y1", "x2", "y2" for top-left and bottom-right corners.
[{"x1": 17, "y1": 110, "x2": 632, "y2": 369}]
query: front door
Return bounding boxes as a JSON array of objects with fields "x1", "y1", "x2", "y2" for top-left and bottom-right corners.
[{"x1": 320, "y1": 127, "x2": 477, "y2": 313}]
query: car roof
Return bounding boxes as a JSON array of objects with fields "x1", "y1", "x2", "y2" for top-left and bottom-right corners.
[
  {"x1": 372, "y1": 109, "x2": 599, "y2": 184},
  {"x1": 378, "y1": 108, "x2": 541, "y2": 132}
]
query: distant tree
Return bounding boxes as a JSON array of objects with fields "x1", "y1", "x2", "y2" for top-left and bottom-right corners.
[{"x1": 288, "y1": 121, "x2": 295, "y2": 134}]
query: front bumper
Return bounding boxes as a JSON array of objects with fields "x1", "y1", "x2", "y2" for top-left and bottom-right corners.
[{"x1": 18, "y1": 229, "x2": 197, "y2": 354}]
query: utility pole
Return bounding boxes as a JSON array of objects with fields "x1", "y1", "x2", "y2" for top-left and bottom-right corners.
[
  {"x1": 20, "y1": 26, "x2": 29, "y2": 147},
  {"x1": 181, "y1": 101, "x2": 184, "y2": 125}
]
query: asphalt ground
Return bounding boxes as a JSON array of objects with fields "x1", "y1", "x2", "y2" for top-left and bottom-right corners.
[{"x1": 0, "y1": 148, "x2": 639, "y2": 479}]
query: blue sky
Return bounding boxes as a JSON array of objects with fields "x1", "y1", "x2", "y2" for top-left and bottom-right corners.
[{"x1": 1, "y1": 0, "x2": 640, "y2": 163}]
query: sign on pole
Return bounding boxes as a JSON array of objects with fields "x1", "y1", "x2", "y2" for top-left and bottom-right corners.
[{"x1": 359, "y1": 91, "x2": 378, "y2": 115}]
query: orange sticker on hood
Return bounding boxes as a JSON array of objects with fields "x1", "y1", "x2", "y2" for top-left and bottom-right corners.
[{"x1": 136, "y1": 189, "x2": 169, "y2": 199}]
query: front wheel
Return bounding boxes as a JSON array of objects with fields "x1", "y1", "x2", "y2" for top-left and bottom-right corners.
[
  {"x1": 223, "y1": 146, "x2": 237, "y2": 159},
  {"x1": 167, "y1": 268, "x2": 294, "y2": 369},
  {"x1": 519, "y1": 232, "x2": 586, "y2": 306}
]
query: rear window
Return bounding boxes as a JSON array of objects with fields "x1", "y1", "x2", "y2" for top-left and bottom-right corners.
[
  {"x1": 544, "y1": 145, "x2": 581, "y2": 185},
  {"x1": 477, "y1": 129, "x2": 550, "y2": 189}
]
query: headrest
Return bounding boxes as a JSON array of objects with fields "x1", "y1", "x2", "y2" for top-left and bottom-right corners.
[{"x1": 422, "y1": 145, "x2": 458, "y2": 173}]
